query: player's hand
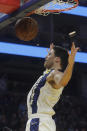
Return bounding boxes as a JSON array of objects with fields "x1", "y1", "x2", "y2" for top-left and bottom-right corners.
[{"x1": 68, "y1": 42, "x2": 79, "y2": 66}]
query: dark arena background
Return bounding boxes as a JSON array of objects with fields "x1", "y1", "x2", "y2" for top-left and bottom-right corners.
[{"x1": 0, "y1": 0, "x2": 87, "y2": 131}]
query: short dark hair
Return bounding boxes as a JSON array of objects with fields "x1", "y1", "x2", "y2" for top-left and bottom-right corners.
[{"x1": 53, "y1": 46, "x2": 69, "y2": 71}]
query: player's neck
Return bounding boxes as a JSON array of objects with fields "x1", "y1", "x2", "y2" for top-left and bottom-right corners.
[{"x1": 47, "y1": 64, "x2": 62, "y2": 71}]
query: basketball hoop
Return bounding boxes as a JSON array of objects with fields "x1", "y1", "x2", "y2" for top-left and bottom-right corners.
[{"x1": 26, "y1": 0, "x2": 79, "y2": 16}]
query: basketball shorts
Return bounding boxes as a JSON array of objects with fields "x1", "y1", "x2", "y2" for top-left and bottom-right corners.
[{"x1": 25, "y1": 114, "x2": 56, "y2": 131}]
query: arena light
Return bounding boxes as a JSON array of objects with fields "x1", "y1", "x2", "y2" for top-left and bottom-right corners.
[
  {"x1": 0, "y1": 42, "x2": 47, "y2": 58},
  {"x1": 75, "y1": 52, "x2": 87, "y2": 63},
  {"x1": 0, "y1": 42, "x2": 87, "y2": 63},
  {"x1": 62, "y1": 6, "x2": 87, "y2": 17}
]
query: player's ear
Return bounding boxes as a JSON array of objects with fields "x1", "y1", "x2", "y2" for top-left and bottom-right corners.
[{"x1": 55, "y1": 57, "x2": 61, "y2": 63}]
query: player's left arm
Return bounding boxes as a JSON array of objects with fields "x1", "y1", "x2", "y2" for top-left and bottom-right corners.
[{"x1": 47, "y1": 42, "x2": 79, "y2": 89}]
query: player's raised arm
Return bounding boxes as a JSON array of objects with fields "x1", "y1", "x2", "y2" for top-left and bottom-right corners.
[
  {"x1": 58, "y1": 42, "x2": 79, "y2": 87},
  {"x1": 56, "y1": 42, "x2": 79, "y2": 88},
  {"x1": 46, "y1": 42, "x2": 79, "y2": 89}
]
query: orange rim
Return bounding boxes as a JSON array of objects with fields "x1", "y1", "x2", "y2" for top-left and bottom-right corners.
[{"x1": 26, "y1": 0, "x2": 79, "y2": 16}]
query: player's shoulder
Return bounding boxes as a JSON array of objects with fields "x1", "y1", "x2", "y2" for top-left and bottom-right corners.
[{"x1": 53, "y1": 69, "x2": 64, "y2": 79}]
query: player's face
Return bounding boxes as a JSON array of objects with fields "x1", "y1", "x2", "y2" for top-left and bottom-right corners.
[{"x1": 44, "y1": 49, "x2": 56, "y2": 69}]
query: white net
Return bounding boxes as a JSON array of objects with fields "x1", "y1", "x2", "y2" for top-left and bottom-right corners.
[{"x1": 34, "y1": 0, "x2": 78, "y2": 16}]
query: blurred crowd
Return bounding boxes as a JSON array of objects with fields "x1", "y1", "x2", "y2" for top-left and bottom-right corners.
[
  {"x1": 0, "y1": 91, "x2": 87, "y2": 131},
  {"x1": 0, "y1": 92, "x2": 27, "y2": 131},
  {"x1": 55, "y1": 95, "x2": 87, "y2": 131}
]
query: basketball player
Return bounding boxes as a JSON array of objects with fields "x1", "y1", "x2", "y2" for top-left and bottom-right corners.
[{"x1": 26, "y1": 42, "x2": 79, "y2": 131}]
